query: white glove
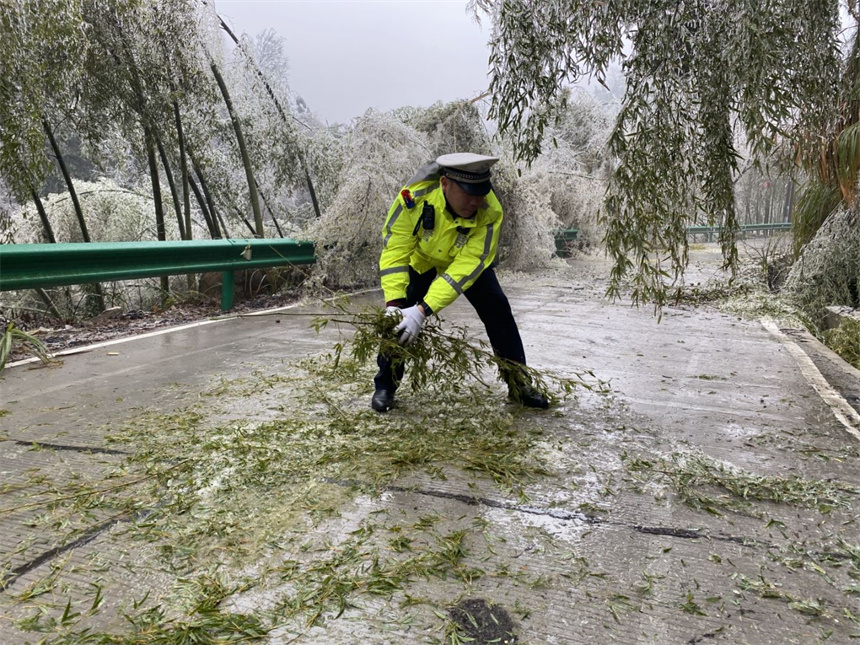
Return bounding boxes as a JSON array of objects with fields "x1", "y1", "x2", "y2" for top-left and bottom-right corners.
[
  {"x1": 394, "y1": 305, "x2": 425, "y2": 346},
  {"x1": 384, "y1": 305, "x2": 402, "y2": 319}
]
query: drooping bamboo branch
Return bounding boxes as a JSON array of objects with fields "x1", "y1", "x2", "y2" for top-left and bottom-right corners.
[{"x1": 172, "y1": 99, "x2": 192, "y2": 240}]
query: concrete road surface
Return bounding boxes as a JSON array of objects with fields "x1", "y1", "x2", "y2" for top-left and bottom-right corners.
[{"x1": 2, "y1": 248, "x2": 859, "y2": 644}]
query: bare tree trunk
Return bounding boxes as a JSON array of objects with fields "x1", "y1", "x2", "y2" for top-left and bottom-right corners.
[
  {"x1": 43, "y1": 120, "x2": 90, "y2": 242},
  {"x1": 156, "y1": 133, "x2": 186, "y2": 240},
  {"x1": 28, "y1": 190, "x2": 64, "y2": 319},
  {"x1": 766, "y1": 184, "x2": 774, "y2": 224},
  {"x1": 112, "y1": 25, "x2": 170, "y2": 297},
  {"x1": 144, "y1": 125, "x2": 170, "y2": 296},
  {"x1": 42, "y1": 119, "x2": 105, "y2": 312},
  {"x1": 172, "y1": 99, "x2": 194, "y2": 289},
  {"x1": 31, "y1": 188, "x2": 56, "y2": 243},
  {"x1": 173, "y1": 99, "x2": 192, "y2": 240},
  {"x1": 189, "y1": 174, "x2": 217, "y2": 239},
  {"x1": 782, "y1": 179, "x2": 796, "y2": 222},
  {"x1": 211, "y1": 62, "x2": 263, "y2": 237},
  {"x1": 753, "y1": 185, "x2": 761, "y2": 223},
  {"x1": 305, "y1": 165, "x2": 322, "y2": 219},
  {"x1": 255, "y1": 182, "x2": 285, "y2": 238},
  {"x1": 214, "y1": 204, "x2": 231, "y2": 239},
  {"x1": 191, "y1": 157, "x2": 224, "y2": 238}
]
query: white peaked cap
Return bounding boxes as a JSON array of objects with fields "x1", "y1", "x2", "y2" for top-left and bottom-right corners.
[{"x1": 435, "y1": 153, "x2": 500, "y2": 180}]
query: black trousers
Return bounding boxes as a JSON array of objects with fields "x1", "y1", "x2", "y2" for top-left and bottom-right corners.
[{"x1": 374, "y1": 267, "x2": 527, "y2": 392}]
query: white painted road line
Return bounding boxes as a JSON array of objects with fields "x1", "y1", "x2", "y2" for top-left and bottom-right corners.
[{"x1": 762, "y1": 318, "x2": 860, "y2": 441}]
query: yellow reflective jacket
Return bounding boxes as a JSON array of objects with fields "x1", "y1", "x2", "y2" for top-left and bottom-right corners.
[{"x1": 379, "y1": 178, "x2": 502, "y2": 314}]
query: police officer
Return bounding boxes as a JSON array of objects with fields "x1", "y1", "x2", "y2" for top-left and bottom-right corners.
[{"x1": 371, "y1": 152, "x2": 549, "y2": 412}]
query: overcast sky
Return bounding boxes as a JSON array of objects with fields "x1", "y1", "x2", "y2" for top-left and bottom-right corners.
[{"x1": 216, "y1": 0, "x2": 494, "y2": 125}]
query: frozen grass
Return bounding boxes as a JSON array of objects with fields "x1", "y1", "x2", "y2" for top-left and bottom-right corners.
[{"x1": 824, "y1": 317, "x2": 860, "y2": 371}]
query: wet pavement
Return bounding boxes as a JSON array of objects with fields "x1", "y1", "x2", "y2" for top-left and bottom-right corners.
[{"x1": 2, "y1": 248, "x2": 860, "y2": 644}]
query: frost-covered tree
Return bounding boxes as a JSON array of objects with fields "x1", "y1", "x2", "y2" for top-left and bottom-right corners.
[
  {"x1": 301, "y1": 125, "x2": 347, "y2": 217},
  {"x1": 203, "y1": 15, "x2": 323, "y2": 237},
  {"x1": 0, "y1": 0, "x2": 88, "y2": 198},
  {"x1": 479, "y1": 0, "x2": 843, "y2": 307},
  {"x1": 397, "y1": 100, "x2": 495, "y2": 160},
  {"x1": 248, "y1": 28, "x2": 290, "y2": 95},
  {"x1": 491, "y1": 158, "x2": 564, "y2": 270},
  {"x1": 13, "y1": 179, "x2": 170, "y2": 244},
  {"x1": 526, "y1": 90, "x2": 613, "y2": 247},
  {"x1": 308, "y1": 110, "x2": 430, "y2": 292}
]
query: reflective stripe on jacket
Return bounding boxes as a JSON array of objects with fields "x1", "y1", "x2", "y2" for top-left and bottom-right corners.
[{"x1": 379, "y1": 179, "x2": 503, "y2": 313}]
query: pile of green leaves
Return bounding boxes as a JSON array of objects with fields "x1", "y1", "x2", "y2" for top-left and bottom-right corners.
[
  {"x1": 322, "y1": 306, "x2": 601, "y2": 404},
  {"x1": 5, "y1": 305, "x2": 606, "y2": 644}
]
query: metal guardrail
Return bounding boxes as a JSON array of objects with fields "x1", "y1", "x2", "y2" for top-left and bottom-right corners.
[
  {"x1": 687, "y1": 222, "x2": 791, "y2": 242},
  {"x1": 553, "y1": 223, "x2": 791, "y2": 255},
  {"x1": 0, "y1": 239, "x2": 315, "y2": 310},
  {"x1": 554, "y1": 229, "x2": 579, "y2": 257}
]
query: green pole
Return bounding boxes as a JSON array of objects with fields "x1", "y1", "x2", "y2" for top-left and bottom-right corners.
[{"x1": 221, "y1": 270, "x2": 234, "y2": 311}]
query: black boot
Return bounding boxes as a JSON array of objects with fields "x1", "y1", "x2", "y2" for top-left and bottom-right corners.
[
  {"x1": 371, "y1": 388, "x2": 395, "y2": 412},
  {"x1": 509, "y1": 384, "x2": 550, "y2": 409},
  {"x1": 501, "y1": 362, "x2": 550, "y2": 409}
]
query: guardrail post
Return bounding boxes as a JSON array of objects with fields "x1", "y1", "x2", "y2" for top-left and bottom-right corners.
[{"x1": 221, "y1": 270, "x2": 234, "y2": 311}]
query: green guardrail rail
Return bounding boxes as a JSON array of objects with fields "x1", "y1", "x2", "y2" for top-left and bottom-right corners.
[{"x1": 0, "y1": 238, "x2": 315, "y2": 311}]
